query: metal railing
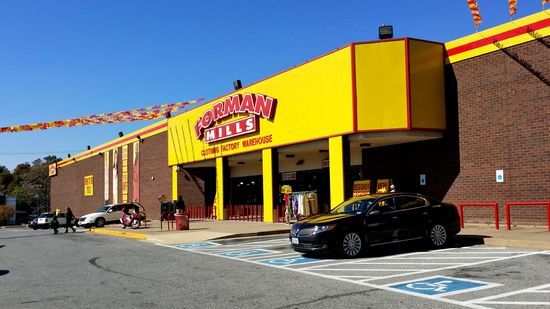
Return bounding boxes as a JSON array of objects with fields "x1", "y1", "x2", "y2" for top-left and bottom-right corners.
[{"x1": 459, "y1": 202, "x2": 499, "y2": 230}]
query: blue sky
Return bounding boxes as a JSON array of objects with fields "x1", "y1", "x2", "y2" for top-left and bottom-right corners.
[{"x1": 0, "y1": 1, "x2": 547, "y2": 171}]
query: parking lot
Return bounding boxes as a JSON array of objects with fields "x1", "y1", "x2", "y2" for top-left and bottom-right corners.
[{"x1": 161, "y1": 236, "x2": 550, "y2": 308}]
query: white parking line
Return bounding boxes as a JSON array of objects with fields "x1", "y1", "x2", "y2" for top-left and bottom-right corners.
[
  {"x1": 467, "y1": 283, "x2": 550, "y2": 306},
  {"x1": 159, "y1": 240, "x2": 548, "y2": 309},
  {"x1": 310, "y1": 268, "x2": 428, "y2": 272},
  {"x1": 416, "y1": 251, "x2": 531, "y2": 254},
  {"x1": 352, "y1": 262, "x2": 463, "y2": 265},
  {"x1": 195, "y1": 242, "x2": 290, "y2": 254},
  {"x1": 247, "y1": 252, "x2": 304, "y2": 260},
  {"x1": 359, "y1": 251, "x2": 543, "y2": 283},
  {"x1": 387, "y1": 257, "x2": 498, "y2": 260}
]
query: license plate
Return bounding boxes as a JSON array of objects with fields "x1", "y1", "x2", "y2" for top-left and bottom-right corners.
[{"x1": 291, "y1": 237, "x2": 299, "y2": 244}]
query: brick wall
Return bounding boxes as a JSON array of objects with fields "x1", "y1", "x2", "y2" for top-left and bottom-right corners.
[
  {"x1": 51, "y1": 155, "x2": 105, "y2": 218},
  {"x1": 177, "y1": 167, "x2": 216, "y2": 206},
  {"x1": 138, "y1": 133, "x2": 172, "y2": 219},
  {"x1": 363, "y1": 37, "x2": 550, "y2": 226},
  {"x1": 51, "y1": 132, "x2": 171, "y2": 221}
]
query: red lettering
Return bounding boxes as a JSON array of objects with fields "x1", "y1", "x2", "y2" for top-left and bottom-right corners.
[
  {"x1": 201, "y1": 110, "x2": 214, "y2": 129},
  {"x1": 212, "y1": 102, "x2": 225, "y2": 121},
  {"x1": 254, "y1": 94, "x2": 274, "y2": 119},
  {"x1": 239, "y1": 93, "x2": 255, "y2": 114},
  {"x1": 223, "y1": 95, "x2": 241, "y2": 117},
  {"x1": 194, "y1": 119, "x2": 203, "y2": 138}
]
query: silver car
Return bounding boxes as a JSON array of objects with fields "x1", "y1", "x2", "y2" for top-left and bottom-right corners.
[{"x1": 78, "y1": 203, "x2": 146, "y2": 228}]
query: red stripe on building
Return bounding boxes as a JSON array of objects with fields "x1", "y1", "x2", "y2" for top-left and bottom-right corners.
[{"x1": 447, "y1": 18, "x2": 550, "y2": 57}]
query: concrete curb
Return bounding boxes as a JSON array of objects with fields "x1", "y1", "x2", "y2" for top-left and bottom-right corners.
[
  {"x1": 213, "y1": 229, "x2": 290, "y2": 240},
  {"x1": 483, "y1": 238, "x2": 550, "y2": 250},
  {"x1": 87, "y1": 228, "x2": 147, "y2": 240}
]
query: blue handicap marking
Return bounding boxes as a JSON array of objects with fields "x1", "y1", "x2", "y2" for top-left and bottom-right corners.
[
  {"x1": 217, "y1": 249, "x2": 275, "y2": 258},
  {"x1": 388, "y1": 276, "x2": 489, "y2": 296},
  {"x1": 174, "y1": 242, "x2": 218, "y2": 249},
  {"x1": 257, "y1": 256, "x2": 320, "y2": 266}
]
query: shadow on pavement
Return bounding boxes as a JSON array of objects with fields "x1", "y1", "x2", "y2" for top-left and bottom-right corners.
[{"x1": 302, "y1": 235, "x2": 489, "y2": 260}]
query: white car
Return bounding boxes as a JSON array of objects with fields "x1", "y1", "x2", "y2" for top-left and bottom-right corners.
[
  {"x1": 78, "y1": 203, "x2": 146, "y2": 228},
  {"x1": 36, "y1": 212, "x2": 67, "y2": 229}
]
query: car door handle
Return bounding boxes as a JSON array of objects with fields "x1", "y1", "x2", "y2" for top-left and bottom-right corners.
[{"x1": 392, "y1": 216, "x2": 399, "y2": 220}]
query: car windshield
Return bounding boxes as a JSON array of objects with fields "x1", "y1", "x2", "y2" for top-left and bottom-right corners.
[
  {"x1": 96, "y1": 206, "x2": 110, "y2": 212},
  {"x1": 330, "y1": 197, "x2": 377, "y2": 214}
]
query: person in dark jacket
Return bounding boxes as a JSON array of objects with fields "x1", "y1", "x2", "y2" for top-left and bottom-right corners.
[
  {"x1": 51, "y1": 213, "x2": 59, "y2": 234},
  {"x1": 175, "y1": 195, "x2": 186, "y2": 214},
  {"x1": 65, "y1": 207, "x2": 76, "y2": 233}
]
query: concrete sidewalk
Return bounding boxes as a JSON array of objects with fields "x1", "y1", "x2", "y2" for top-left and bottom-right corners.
[
  {"x1": 86, "y1": 219, "x2": 550, "y2": 250},
  {"x1": 87, "y1": 219, "x2": 291, "y2": 245}
]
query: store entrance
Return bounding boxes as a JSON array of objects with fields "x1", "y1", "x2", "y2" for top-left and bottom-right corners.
[
  {"x1": 229, "y1": 176, "x2": 263, "y2": 205},
  {"x1": 280, "y1": 168, "x2": 330, "y2": 214}
]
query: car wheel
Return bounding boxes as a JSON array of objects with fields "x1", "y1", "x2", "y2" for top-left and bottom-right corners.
[
  {"x1": 339, "y1": 231, "x2": 363, "y2": 258},
  {"x1": 32, "y1": 226, "x2": 38, "y2": 230},
  {"x1": 429, "y1": 224, "x2": 448, "y2": 247},
  {"x1": 131, "y1": 219, "x2": 140, "y2": 229},
  {"x1": 96, "y1": 218, "x2": 106, "y2": 228}
]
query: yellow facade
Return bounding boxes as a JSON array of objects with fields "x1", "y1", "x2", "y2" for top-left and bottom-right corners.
[
  {"x1": 355, "y1": 40, "x2": 409, "y2": 131},
  {"x1": 168, "y1": 39, "x2": 446, "y2": 167},
  {"x1": 409, "y1": 40, "x2": 446, "y2": 130},
  {"x1": 168, "y1": 46, "x2": 354, "y2": 166},
  {"x1": 261, "y1": 149, "x2": 275, "y2": 222},
  {"x1": 329, "y1": 136, "x2": 345, "y2": 209}
]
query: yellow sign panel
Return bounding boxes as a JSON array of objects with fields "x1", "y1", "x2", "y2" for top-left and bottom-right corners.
[
  {"x1": 168, "y1": 46, "x2": 354, "y2": 165},
  {"x1": 121, "y1": 145, "x2": 128, "y2": 203},
  {"x1": 84, "y1": 175, "x2": 94, "y2": 196},
  {"x1": 353, "y1": 180, "x2": 371, "y2": 197},
  {"x1": 376, "y1": 179, "x2": 391, "y2": 193},
  {"x1": 48, "y1": 163, "x2": 57, "y2": 177}
]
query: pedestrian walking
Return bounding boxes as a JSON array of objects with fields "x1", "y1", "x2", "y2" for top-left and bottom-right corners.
[
  {"x1": 65, "y1": 207, "x2": 76, "y2": 233},
  {"x1": 51, "y1": 213, "x2": 59, "y2": 234}
]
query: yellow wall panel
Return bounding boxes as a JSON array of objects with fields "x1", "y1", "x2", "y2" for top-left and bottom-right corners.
[
  {"x1": 355, "y1": 41, "x2": 408, "y2": 131},
  {"x1": 329, "y1": 136, "x2": 345, "y2": 209},
  {"x1": 262, "y1": 149, "x2": 274, "y2": 222},
  {"x1": 169, "y1": 47, "x2": 354, "y2": 165},
  {"x1": 409, "y1": 40, "x2": 446, "y2": 130}
]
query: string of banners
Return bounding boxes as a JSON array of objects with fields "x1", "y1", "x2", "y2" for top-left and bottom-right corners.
[
  {"x1": 467, "y1": 0, "x2": 549, "y2": 28},
  {"x1": 0, "y1": 99, "x2": 202, "y2": 133}
]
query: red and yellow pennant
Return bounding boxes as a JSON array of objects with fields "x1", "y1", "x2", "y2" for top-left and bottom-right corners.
[
  {"x1": 467, "y1": 0, "x2": 483, "y2": 27},
  {"x1": 509, "y1": 0, "x2": 518, "y2": 16},
  {"x1": 0, "y1": 99, "x2": 202, "y2": 133}
]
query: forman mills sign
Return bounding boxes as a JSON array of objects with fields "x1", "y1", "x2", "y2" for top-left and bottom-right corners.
[{"x1": 194, "y1": 93, "x2": 276, "y2": 143}]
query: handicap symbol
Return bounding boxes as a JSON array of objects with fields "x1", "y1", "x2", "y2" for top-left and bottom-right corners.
[
  {"x1": 388, "y1": 276, "x2": 492, "y2": 296},
  {"x1": 406, "y1": 280, "x2": 453, "y2": 292}
]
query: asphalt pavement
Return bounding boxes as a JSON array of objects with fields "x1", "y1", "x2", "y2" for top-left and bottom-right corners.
[{"x1": 84, "y1": 219, "x2": 550, "y2": 250}]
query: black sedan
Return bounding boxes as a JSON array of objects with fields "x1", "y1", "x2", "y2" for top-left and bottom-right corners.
[{"x1": 289, "y1": 192, "x2": 461, "y2": 258}]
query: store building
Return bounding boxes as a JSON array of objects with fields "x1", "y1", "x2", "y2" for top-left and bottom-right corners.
[{"x1": 51, "y1": 11, "x2": 549, "y2": 225}]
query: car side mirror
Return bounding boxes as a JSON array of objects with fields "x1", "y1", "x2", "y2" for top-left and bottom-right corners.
[
  {"x1": 369, "y1": 210, "x2": 380, "y2": 216},
  {"x1": 107, "y1": 209, "x2": 113, "y2": 213}
]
